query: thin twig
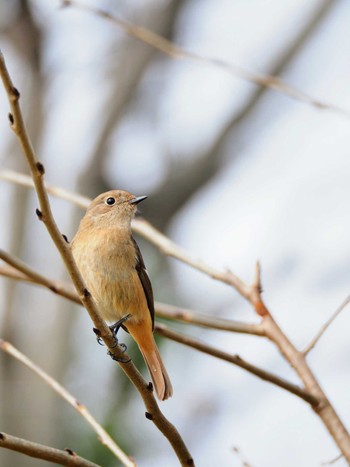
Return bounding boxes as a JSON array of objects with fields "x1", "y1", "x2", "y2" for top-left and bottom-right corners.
[
  {"x1": 0, "y1": 51, "x2": 193, "y2": 466},
  {"x1": 61, "y1": 0, "x2": 350, "y2": 119},
  {"x1": 155, "y1": 323, "x2": 318, "y2": 406},
  {"x1": 0, "y1": 339, "x2": 135, "y2": 467},
  {"x1": 0, "y1": 169, "x2": 90, "y2": 209},
  {"x1": 155, "y1": 302, "x2": 264, "y2": 336},
  {"x1": 321, "y1": 453, "x2": 343, "y2": 465},
  {"x1": 0, "y1": 431, "x2": 100, "y2": 467},
  {"x1": 303, "y1": 294, "x2": 350, "y2": 355},
  {"x1": 0, "y1": 249, "x2": 79, "y2": 303}
]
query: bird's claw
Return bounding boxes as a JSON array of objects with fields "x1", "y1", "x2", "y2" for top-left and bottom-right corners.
[
  {"x1": 107, "y1": 349, "x2": 131, "y2": 364},
  {"x1": 118, "y1": 342, "x2": 128, "y2": 352}
]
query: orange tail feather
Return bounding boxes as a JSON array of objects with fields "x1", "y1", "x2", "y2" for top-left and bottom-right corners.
[{"x1": 128, "y1": 324, "x2": 173, "y2": 401}]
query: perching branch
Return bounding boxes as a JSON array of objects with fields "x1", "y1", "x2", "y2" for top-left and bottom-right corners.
[
  {"x1": 1, "y1": 56, "x2": 350, "y2": 462},
  {"x1": 1, "y1": 174, "x2": 350, "y2": 461},
  {"x1": 0, "y1": 339, "x2": 135, "y2": 467},
  {"x1": 61, "y1": 1, "x2": 350, "y2": 119},
  {"x1": 0, "y1": 432, "x2": 100, "y2": 467},
  {"x1": 0, "y1": 248, "x2": 263, "y2": 338},
  {"x1": 0, "y1": 253, "x2": 314, "y2": 404},
  {"x1": 0, "y1": 51, "x2": 193, "y2": 467}
]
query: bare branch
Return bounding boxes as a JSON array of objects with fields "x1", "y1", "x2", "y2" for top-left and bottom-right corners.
[
  {"x1": 0, "y1": 339, "x2": 134, "y2": 466},
  {"x1": 61, "y1": 0, "x2": 350, "y2": 119},
  {"x1": 1, "y1": 143, "x2": 350, "y2": 460},
  {"x1": 0, "y1": 432, "x2": 100, "y2": 467},
  {"x1": 0, "y1": 249, "x2": 79, "y2": 303},
  {"x1": 261, "y1": 315, "x2": 350, "y2": 461},
  {"x1": 0, "y1": 169, "x2": 90, "y2": 209},
  {"x1": 303, "y1": 294, "x2": 350, "y2": 355},
  {"x1": 0, "y1": 51, "x2": 193, "y2": 466},
  {"x1": 155, "y1": 323, "x2": 318, "y2": 405},
  {"x1": 0, "y1": 250, "x2": 264, "y2": 337},
  {"x1": 0, "y1": 170, "x2": 267, "y2": 305},
  {"x1": 155, "y1": 302, "x2": 264, "y2": 336},
  {"x1": 321, "y1": 453, "x2": 343, "y2": 465}
]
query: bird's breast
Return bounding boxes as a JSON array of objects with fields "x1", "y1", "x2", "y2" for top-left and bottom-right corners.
[{"x1": 72, "y1": 229, "x2": 146, "y2": 322}]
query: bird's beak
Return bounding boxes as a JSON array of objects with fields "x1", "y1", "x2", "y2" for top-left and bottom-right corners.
[{"x1": 128, "y1": 195, "x2": 147, "y2": 205}]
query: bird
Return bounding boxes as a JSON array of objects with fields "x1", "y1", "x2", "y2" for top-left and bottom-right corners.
[{"x1": 71, "y1": 190, "x2": 173, "y2": 401}]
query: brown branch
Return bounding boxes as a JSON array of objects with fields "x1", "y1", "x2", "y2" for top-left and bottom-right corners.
[
  {"x1": 0, "y1": 169, "x2": 90, "y2": 209},
  {"x1": 0, "y1": 249, "x2": 263, "y2": 338},
  {"x1": 0, "y1": 249, "x2": 79, "y2": 303},
  {"x1": 155, "y1": 324, "x2": 318, "y2": 406},
  {"x1": 0, "y1": 51, "x2": 193, "y2": 466},
  {"x1": 61, "y1": 0, "x2": 350, "y2": 119},
  {"x1": 155, "y1": 302, "x2": 264, "y2": 336},
  {"x1": 303, "y1": 294, "x2": 350, "y2": 355},
  {"x1": 0, "y1": 254, "x2": 319, "y2": 405},
  {"x1": 235, "y1": 266, "x2": 350, "y2": 462},
  {"x1": 0, "y1": 339, "x2": 134, "y2": 466},
  {"x1": 1, "y1": 157, "x2": 350, "y2": 459},
  {"x1": 0, "y1": 432, "x2": 100, "y2": 467},
  {"x1": 261, "y1": 314, "x2": 350, "y2": 461}
]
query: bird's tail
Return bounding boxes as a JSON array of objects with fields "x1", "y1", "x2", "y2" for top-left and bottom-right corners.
[
  {"x1": 140, "y1": 338, "x2": 173, "y2": 401},
  {"x1": 130, "y1": 332, "x2": 172, "y2": 401}
]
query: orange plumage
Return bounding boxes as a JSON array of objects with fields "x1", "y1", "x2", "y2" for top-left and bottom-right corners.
[{"x1": 71, "y1": 190, "x2": 173, "y2": 401}]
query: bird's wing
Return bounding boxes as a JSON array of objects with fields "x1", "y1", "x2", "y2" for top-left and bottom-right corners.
[{"x1": 132, "y1": 236, "x2": 155, "y2": 330}]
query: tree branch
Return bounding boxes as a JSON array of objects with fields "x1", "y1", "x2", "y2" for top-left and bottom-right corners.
[
  {"x1": 155, "y1": 302, "x2": 264, "y2": 336},
  {"x1": 155, "y1": 324, "x2": 318, "y2": 406},
  {"x1": 1, "y1": 121, "x2": 349, "y2": 461},
  {"x1": 61, "y1": 0, "x2": 350, "y2": 119},
  {"x1": 0, "y1": 432, "x2": 100, "y2": 467},
  {"x1": 0, "y1": 249, "x2": 79, "y2": 303},
  {"x1": 0, "y1": 252, "x2": 319, "y2": 406},
  {"x1": 303, "y1": 294, "x2": 350, "y2": 355},
  {"x1": 0, "y1": 339, "x2": 134, "y2": 466},
  {"x1": 261, "y1": 314, "x2": 350, "y2": 461},
  {"x1": 0, "y1": 249, "x2": 264, "y2": 337},
  {"x1": 0, "y1": 51, "x2": 193, "y2": 466}
]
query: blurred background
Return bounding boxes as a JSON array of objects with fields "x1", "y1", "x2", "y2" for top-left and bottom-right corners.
[{"x1": 0, "y1": 0, "x2": 350, "y2": 466}]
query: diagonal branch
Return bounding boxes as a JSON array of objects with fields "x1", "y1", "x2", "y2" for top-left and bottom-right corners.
[
  {"x1": 0, "y1": 339, "x2": 135, "y2": 467},
  {"x1": 155, "y1": 324, "x2": 318, "y2": 406},
  {"x1": 1, "y1": 154, "x2": 350, "y2": 458},
  {"x1": 155, "y1": 302, "x2": 264, "y2": 336},
  {"x1": 0, "y1": 170, "x2": 265, "y2": 306},
  {"x1": 303, "y1": 294, "x2": 350, "y2": 355},
  {"x1": 62, "y1": 0, "x2": 350, "y2": 119},
  {"x1": 0, "y1": 261, "x2": 314, "y2": 405},
  {"x1": 0, "y1": 432, "x2": 100, "y2": 467},
  {"x1": 0, "y1": 51, "x2": 193, "y2": 466},
  {"x1": 0, "y1": 252, "x2": 318, "y2": 406},
  {"x1": 0, "y1": 249, "x2": 79, "y2": 303},
  {"x1": 0, "y1": 249, "x2": 263, "y2": 336}
]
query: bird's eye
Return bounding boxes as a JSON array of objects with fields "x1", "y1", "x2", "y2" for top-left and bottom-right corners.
[{"x1": 106, "y1": 197, "x2": 115, "y2": 206}]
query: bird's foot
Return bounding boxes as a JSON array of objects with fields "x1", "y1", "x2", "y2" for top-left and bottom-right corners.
[
  {"x1": 107, "y1": 349, "x2": 131, "y2": 364},
  {"x1": 94, "y1": 314, "x2": 131, "y2": 347},
  {"x1": 108, "y1": 314, "x2": 132, "y2": 361},
  {"x1": 109, "y1": 314, "x2": 132, "y2": 340}
]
